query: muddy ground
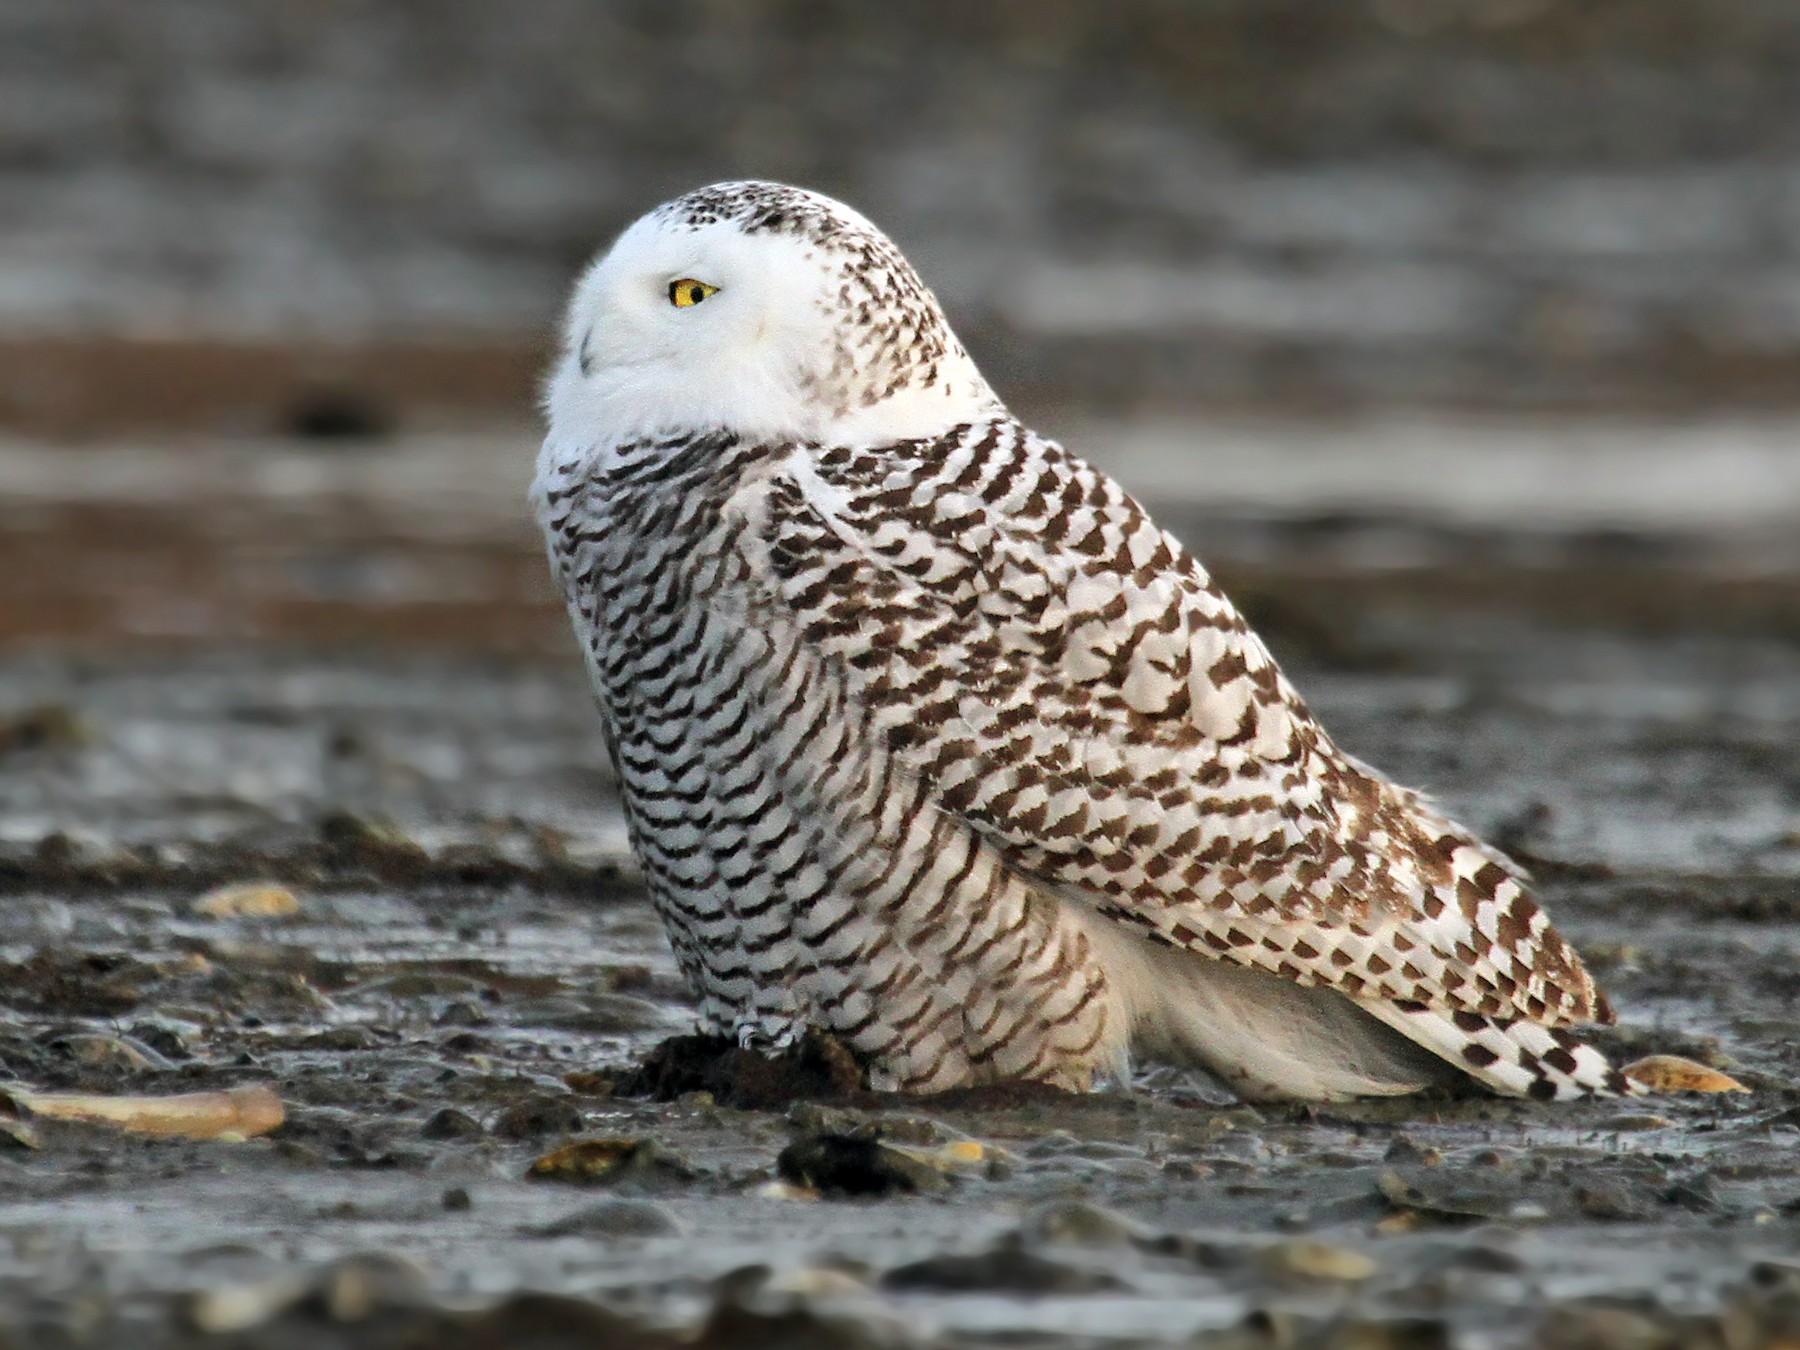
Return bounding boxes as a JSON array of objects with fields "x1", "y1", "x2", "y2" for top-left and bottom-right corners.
[
  {"x1": 0, "y1": 597, "x2": 1795, "y2": 1348},
  {"x1": 0, "y1": 413, "x2": 1794, "y2": 1348}
]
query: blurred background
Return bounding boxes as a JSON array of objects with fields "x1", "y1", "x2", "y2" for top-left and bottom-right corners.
[
  {"x1": 3, "y1": 0, "x2": 1799, "y2": 651},
  {"x1": 3, "y1": 9, "x2": 1800, "y2": 1340}
]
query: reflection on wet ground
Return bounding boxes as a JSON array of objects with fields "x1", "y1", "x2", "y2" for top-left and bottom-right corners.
[{"x1": 0, "y1": 419, "x2": 1797, "y2": 1345}]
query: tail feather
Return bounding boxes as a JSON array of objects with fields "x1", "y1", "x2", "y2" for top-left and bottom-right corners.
[{"x1": 1356, "y1": 997, "x2": 1643, "y2": 1100}]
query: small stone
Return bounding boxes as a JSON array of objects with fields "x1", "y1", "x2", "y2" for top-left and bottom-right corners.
[
  {"x1": 607, "y1": 964, "x2": 656, "y2": 992},
  {"x1": 420, "y1": 1108, "x2": 484, "y2": 1141},
  {"x1": 1258, "y1": 1239, "x2": 1378, "y2": 1283},
  {"x1": 786, "y1": 1102, "x2": 867, "y2": 1138},
  {"x1": 433, "y1": 1000, "x2": 491, "y2": 1028},
  {"x1": 867, "y1": 1114, "x2": 948, "y2": 1145},
  {"x1": 128, "y1": 1022, "x2": 194, "y2": 1060},
  {"x1": 0, "y1": 703, "x2": 88, "y2": 755},
  {"x1": 765, "y1": 1265, "x2": 871, "y2": 1297},
  {"x1": 1322, "y1": 1316, "x2": 1454, "y2": 1349},
  {"x1": 1378, "y1": 1168, "x2": 1522, "y2": 1222},
  {"x1": 883, "y1": 1243, "x2": 1122, "y2": 1294},
  {"x1": 317, "y1": 1252, "x2": 429, "y2": 1322},
  {"x1": 881, "y1": 1137, "x2": 1001, "y2": 1175},
  {"x1": 465, "y1": 1292, "x2": 680, "y2": 1347},
  {"x1": 1622, "y1": 1055, "x2": 1747, "y2": 1094},
  {"x1": 1438, "y1": 1245, "x2": 1526, "y2": 1275},
  {"x1": 1020, "y1": 1200, "x2": 1145, "y2": 1249},
  {"x1": 615, "y1": 1029, "x2": 865, "y2": 1108},
  {"x1": 528, "y1": 1137, "x2": 699, "y2": 1191},
  {"x1": 776, "y1": 1133, "x2": 948, "y2": 1198},
  {"x1": 530, "y1": 1198, "x2": 683, "y2": 1239},
  {"x1": 563, "y1": 1070, "x2": 618, "y2": 1097},
  {"x1": 48, "y1": 1032, "x2": 170, "y2": 1071},
  {"x1": 1162, "y1": 1157, "x2": 1212, "y2": 1180},
  {"x1": 492, "y1": 1093, "x2": 583, "y2": 1140},
  {"x1": 695, "y1": 1299, "x2": 890, "y2": 1350},
  {"x1": 0, "y1": 1091, "x2": 40, "y2": 1150},
  {"x1": 934, "y1": 1139, "x2": 988, "y2": 1168},
  {"x1": 1664, "y1": 1177, "x2": 1721, "y2": 1212},
  {"x1": 441, "y1": 1186, "x2": 472, "y2": 1211},
  {"x1": 193, "y1": 883, "x2": 300, "y2": 919},
  {"x1": 1383, "y1": 1133, "x2": 1442, "y2": 1166},
  {"x1": 1537, "y1": 1302, "x2": 1672, "y2": 1350},
  {"x1": 1135, "y1": 1232, "x2": 1241, "y2": 1269},
  {"x1": 1597, "y1": 1114, "x2": 1674, "y2": 1132},
  {"x1": 299, "y1": 1026, "x2": 381, "y2": 1052},
  {"x1": 754, "y1": 1180, "x2": 821, "y2": 1202},
  {"x1": 1023, "y1": 1129, "x2": 1077, "y2": 1157},
  {"x1": 1575, "y1": 1180, "x2": 1655, "y2": 1222},
  {"x1": 1749, "y1": 1260, "x2": 1800, "y2": 1292},
  {"x1": 185, "y1": 1274, "x2": 309, "y2": 1334},
  {"x1": 318, "y1": 811, "x2": 430, "y2": 882}
]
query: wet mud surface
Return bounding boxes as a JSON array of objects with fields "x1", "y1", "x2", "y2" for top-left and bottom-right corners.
[{"x1": 0, "y1": 615, "x2": 1797, "y2": 1347}]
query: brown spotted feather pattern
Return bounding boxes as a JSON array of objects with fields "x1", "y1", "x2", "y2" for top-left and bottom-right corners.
[{"x1": 536, "y1": 181, "x2": 1635, "y2": 1101}]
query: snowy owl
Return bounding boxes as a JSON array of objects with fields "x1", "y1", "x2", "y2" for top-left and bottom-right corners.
[{"x1": 534, "y1": 180, "x2": 1634, "y2": 1102}]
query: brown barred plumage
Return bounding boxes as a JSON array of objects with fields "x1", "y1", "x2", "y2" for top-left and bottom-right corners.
[{"x1": 534, "y1": 181, "x2": 1638, "y2": 1100}]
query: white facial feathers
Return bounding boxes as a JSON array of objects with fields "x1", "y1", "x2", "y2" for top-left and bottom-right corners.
[{"x1": 544, "y1": 181, "x2": 1001, "y2": 449}]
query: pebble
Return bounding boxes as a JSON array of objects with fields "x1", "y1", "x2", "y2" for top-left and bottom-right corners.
[
  {"x1": 763, "y1": 1265, "x2": 870, "y2": 1297},
  {"x1": 1020, "y1": 1199, "x2": 1146, "y2": 1249},
  {"x1": 433, "y1": 999, "x2": 491, "y2": 1028},
  {"x1": 318, "y1": 1252, "x2": 431, "y2": 1321},
  {"x1": 491, "y1": 1093, "x2": 583, "y2": 1140},
  {"x1": 696, "y1": 1298, "x2": 894, "y2": 1350},
  {"x1": 529, "y1": 1198, "x2": 683, "y2": 1239},
  {"x1": 1598, "y1": 1113, "x2": 1675, "y2": 1131},
  {"x1": 1537, "y1": 1302, "x2": 1676, "y2": 1350},
  {"x1": 192, "y1": 883, "x2": 300, "y2": 919},
  {"x1": 0, "y1": 703, "x2": 88, "y2": 754},
  {"x1": 127, "y1": 1021, "x2": 194, "y2": 1060},
  {"x1": 1383, "y1": 1133, "x2": 1442, "y2": 1166},
  {"x1": 1621, "y1": 1054, "x2": 1748, "y2": 1094},
  {"x1": 318, "y1": 811, "x2": 430, "y2": 881},
  {"x1": 882, "y1": 1243, "x2": 1123, "y2": 1294},
  {"x1": 1378, "y1": 1168, "x2": 1524, "y2": 1222},
  {"x1": 1258, "y1": 1239, "x2": 1379, "y2": 1283},
  {"x1": 1574, "y1": 1179, "x2": 1656, "y2": 1222},
  {"x1": 528, "y1": 1137, "x2": 699, "y2": 1191},
  {"x1": 185, "y1": 1273, "x2": 310, "y2": 1334},
  {"x1": 465, "y1": 1291, "x2": 681, "y2": 1347},
  {"x1": 785, "y1": 1102, "x2": 866, "y2": 1137},
  {"x1": 420, "y1": 1108, "x2": 483, "y2": 1141},
  {"x1": 0, "y1": 1102, "x2": 40, "y2": 1149},
  {"x1": 753, "y1": 1180, "x2": 821, "y2": 1202},
  {"x1": 777, "y1": 1133, "x2": 949, "y2": 1197},
  {"x1": 786, "y1": 1102, "x2": 956, "y2": 1147},
  {"x1": 47, "y1": 1032, "x2": 171, "y2": 1071},
  {"x1": 888, "y1": 1137, "x2": 1001, "y2": 1175}
]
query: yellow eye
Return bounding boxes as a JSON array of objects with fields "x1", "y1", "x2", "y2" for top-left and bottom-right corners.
[{"x1": 668, "y1": 278, "x2": 718, "y2": 308}]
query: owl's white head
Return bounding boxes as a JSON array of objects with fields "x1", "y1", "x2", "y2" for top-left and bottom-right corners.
[{"x1": 544, "y1": 181, "x2": 1002, "y2": 451}]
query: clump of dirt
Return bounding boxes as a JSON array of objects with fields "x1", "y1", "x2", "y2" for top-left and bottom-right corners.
[
  {"x1": 614, "y1": 1030, "x2": 868, "y2": 1109},
  {"x1": 0, "y1": 949, "x2": 157, "y2": 1017},
  {"x1": 776, "y1": 1133, "x2": 948, "y2": 1198}
]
